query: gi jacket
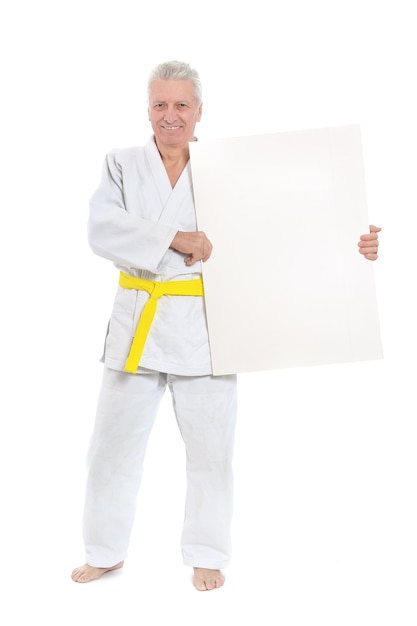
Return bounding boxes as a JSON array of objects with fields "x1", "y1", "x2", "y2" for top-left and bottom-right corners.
[{"x1": 88, "y1": 137, "x2": 212, "y2": 376}]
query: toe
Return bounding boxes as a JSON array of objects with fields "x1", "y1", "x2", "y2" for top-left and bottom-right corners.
[{"x1": 71, "y1": 565, "x2": 93, "y2": 583}]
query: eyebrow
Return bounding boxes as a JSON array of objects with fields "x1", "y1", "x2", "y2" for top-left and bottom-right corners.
[{"x1": 152, "y1": 99, "x2": 191, "y2": 104}]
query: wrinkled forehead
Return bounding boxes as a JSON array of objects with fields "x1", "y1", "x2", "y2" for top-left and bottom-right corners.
[{"x1": 148, "y1": 79, "x2": 198, "y2": 104}]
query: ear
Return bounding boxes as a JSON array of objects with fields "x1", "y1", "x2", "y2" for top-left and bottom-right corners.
[{"x1": 196, "y1": 103, "x2": 203, "y2": 122}]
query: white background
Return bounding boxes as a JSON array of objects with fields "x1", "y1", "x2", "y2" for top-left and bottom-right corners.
[{"x1": 1, "y1": 1, "x2": 416, "y2": 624}]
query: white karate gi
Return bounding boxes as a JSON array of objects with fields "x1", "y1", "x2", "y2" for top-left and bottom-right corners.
[{"x1": 83, "y1": 137, "x2": 237, "y2": 569}]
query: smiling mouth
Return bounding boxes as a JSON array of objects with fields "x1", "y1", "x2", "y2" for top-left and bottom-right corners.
[{"x1": 163, "y1": 125, "x2": 181, "y2": 130}]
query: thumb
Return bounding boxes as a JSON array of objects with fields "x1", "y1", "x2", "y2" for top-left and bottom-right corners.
[{"x1": 369, "y1": 224, "x2": 381, "y2": 233}]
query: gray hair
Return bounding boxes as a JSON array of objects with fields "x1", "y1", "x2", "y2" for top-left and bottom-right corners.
[{"x1": 147, "y1": 60, "x2": 203, "y2": 105}]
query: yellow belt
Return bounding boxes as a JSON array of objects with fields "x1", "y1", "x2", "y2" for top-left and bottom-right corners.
[{"x1": 119, "y1": 271, "x2": 204, "y2": 373}]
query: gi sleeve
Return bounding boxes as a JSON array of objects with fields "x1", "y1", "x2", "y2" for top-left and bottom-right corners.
[{"x1": 88, "y1": 151, "x2": 177, "y2": 273}]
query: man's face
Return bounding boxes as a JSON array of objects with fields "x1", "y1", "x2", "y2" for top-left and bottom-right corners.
[{"x1": 148, "y1": 79, "x2": 202, "y2": 150}]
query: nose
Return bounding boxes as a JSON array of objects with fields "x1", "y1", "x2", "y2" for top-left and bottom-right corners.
[{"x1": 163, "y1": 105, "x2": 177, "y2": 123}]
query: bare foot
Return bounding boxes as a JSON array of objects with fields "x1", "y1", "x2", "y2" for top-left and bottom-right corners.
[
  {"x1": 71, "y1": 561, "x2": 124, "y2": 583},
  {"x1": 193, "y1": 567, "x2": 225, "y2": 591}
]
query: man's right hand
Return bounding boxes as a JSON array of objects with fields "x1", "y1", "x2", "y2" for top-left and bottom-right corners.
[{"x1": 170, "y1": 231, "x2": 213, "y2": 266}]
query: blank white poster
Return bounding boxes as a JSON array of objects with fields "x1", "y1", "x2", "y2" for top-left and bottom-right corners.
[{"x1": 190, "y1": 125, "x2": 383, "y2": 375}]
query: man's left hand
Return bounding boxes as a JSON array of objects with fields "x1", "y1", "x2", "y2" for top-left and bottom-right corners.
[{"x1": 358, "y1": 225, "x2": 381, "y2": 261}]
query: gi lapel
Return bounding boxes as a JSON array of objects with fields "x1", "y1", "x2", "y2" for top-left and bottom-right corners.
[{"x1": 144, "y1": 137, "x2": 193, "y2": 228}]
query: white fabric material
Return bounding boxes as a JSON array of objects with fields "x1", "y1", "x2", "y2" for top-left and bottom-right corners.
[
  {"x1": 88, "y1": 137, "x2": 212, "y2": 376},
  {"x1": 83, "y1": 367, "x2": 237, "y2": 569}
]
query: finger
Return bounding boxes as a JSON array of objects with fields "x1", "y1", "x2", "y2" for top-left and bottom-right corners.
[
  {"x1": 358, "y1": 242, "x2": 379, "y2": 251},
  {"x1": 359, "y1": 244, "x2": 378, "y2": 253},
  {"x1": 369, "y1": 224, "x2": 382, "y2": 233},
  {"x1": 358, "y1": 242, "x2": 379, "y2": 253},
  {"x1": 359, "y1": 232, "x2": 379, "y2": 242},
  {"x1": 358, "y1": 243, "x2": 378, "y2": 254}
]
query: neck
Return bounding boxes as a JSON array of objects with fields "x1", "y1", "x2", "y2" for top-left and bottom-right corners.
[{"x1": 154, "y1": 138, "x2": 191, "y2": 165}]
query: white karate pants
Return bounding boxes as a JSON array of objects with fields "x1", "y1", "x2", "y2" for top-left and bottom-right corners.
[{"x1": 82, "y1": 366, "x2": 237, "y2": 570}]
